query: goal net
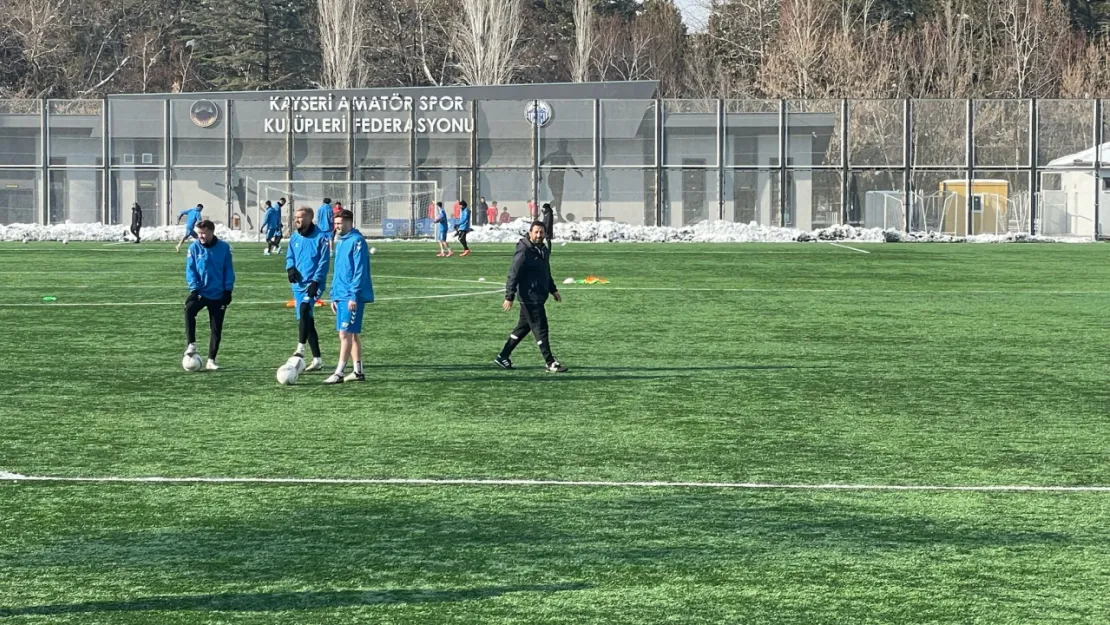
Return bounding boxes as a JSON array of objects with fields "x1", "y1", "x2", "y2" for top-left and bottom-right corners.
[{"x1": 253, "y1": 180, "x2": 439, "y2": 240}]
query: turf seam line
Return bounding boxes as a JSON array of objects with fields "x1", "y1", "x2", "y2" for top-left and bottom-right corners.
[
  {"x1": 0, "y1": 290, "x2": 504, "y2": 307},
  {"x1": 3, "y1": 473, "x2": 1109, "y2": 492},
  {"x1": 828, "y1": 242, "x2": 871, "y2": 254}
]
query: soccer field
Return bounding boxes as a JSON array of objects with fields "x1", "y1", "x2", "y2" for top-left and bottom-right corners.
[{"x1": 2, "y1": 241, "x2": 1110, "y2": 624}]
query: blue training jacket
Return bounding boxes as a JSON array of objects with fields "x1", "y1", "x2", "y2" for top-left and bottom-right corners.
[
  {"x1": 457, "y1": 207, "x2": 471, "y2": 231},
  {"x1": 186, "y1": 238, "x2": 235, "y2": 300},
  {"x1": 262, "y1": 206, "x2": 282, "y2": 232},
  {"x1": 435, "y1": 207, "x2": 448, "y2": 230},
  {"x1": 285, "y1": 225, "x2": 330, "y2": 292},
  {"x1": 331, "y1": 229, "x2": 374, "y2": 304},
  {"x1": 179, "y1": 206, "x2": 202, "y2": 232},
  {"x1": 316, "y1": 203, "x2": 334, "y2": 233}
]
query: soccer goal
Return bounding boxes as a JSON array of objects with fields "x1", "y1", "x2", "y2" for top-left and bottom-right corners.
[{"x1": 253, "y1": 180, "x2": 440, "y2": 240}]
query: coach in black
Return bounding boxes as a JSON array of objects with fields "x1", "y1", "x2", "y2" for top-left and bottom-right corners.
[{"x1": 494, "y1": 220, "x2": 568, "y2": 373}]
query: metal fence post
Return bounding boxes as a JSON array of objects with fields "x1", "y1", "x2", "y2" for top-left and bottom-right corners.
[
  {"x1": 966, "y1": 99, "x2": 974, "y2": 236},
  {"x1": 1096, "y1": 99, "x2": 1103, "y2": 240},
  {"x1": 841, "y1": 99, "x2": 849, "y2": 226},
  {"x1": 1030, "y1": 98, "x2": 1038, "y2": 235},
  {"x1": 40, "y1": 99, "x2": 48, "y2": 226},
  {"x1": 904, "y1": 98, "x2": 913, "y2": 232},
  {"x1": 778, "y1": 99, "x2": 787, "y2": 227}
]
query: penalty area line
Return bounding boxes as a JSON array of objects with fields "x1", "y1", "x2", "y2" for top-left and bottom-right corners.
[{"x1": 2, "y1": 472, "x2": 1109, "y2": 493}]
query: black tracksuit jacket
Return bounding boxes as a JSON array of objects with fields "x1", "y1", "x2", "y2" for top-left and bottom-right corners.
[{"x1": 505, "y1": 237, "x2": 558, "y2": 304}]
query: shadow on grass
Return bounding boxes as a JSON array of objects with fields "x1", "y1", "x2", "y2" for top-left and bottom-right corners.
[{"x1": 0, "y1": 584, "x2": 590, "y2": 617}]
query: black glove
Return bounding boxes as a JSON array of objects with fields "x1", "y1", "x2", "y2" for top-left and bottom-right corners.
[
  {"x1": 287, "y1": 267, "x2": 303, "y2": 284},
  {"x1": 306, "y1": 281, "x2": 319, "y2": 299},
  {"x1": 222, "y1": 291, "x2": 233, "y2": 306},
  {"x1": 186, "y1": 290, "x2": 199, "y2": 304}
]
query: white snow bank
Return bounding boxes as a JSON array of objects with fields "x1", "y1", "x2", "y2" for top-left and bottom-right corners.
[
  {"x1": 467, "y1": 218, "x2": 1086, "y2": 244},
  {"x1": 0, "y1": 222, "x2": 260, "y2": 243},
  {"x1": 0, "y1": 220, "x2": 1091, "y2": 244}
]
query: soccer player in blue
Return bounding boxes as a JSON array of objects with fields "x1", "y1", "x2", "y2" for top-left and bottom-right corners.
[
  {"x1": 286, "y1": 207, "x2": 331, "y2": 372},
  {"x1": 315, "y1": 197, "x2": 335, "y2": 248},
  {"x1": 325, "y1": 208, "x2": 374, "y2": 384},
  {"x1": 434, "y1": 201, "x2": 453, "y2": 257},
  {"x1": 260, "y1": 200, "x2": 285, "y2": 256},
  {"x1": 175, "y1": 203, "x2": 204, "y2": 253},
  {"x1": 455, "y1": 199, "x2": 472, "y2": 256},
  {"x1": 184, "y1": 220, "x2": 235, "y2": 371}
]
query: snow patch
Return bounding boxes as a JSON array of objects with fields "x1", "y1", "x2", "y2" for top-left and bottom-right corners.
[
  {"x1": 0, "y1": 220, "x2": 1092, "y2": 244},
  {"x1": 0, "y1": 222, "x2": 260, "y2": 243},
  {"x1": 467, "y1": 218, "x2": 1086, "y2": 244}
]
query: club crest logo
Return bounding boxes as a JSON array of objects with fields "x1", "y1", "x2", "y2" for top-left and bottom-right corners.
[
  {"x1": 525, "y1": 101, "x2": 552, "y2": 127},
  {"x1": 190, "y1": 100, "x2": 220, "y2": 129}
]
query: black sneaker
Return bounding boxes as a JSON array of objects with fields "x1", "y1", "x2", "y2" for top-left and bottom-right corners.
[
  {"x1": 546, "y1": 361, "x2": 568, "y2": 373},
  {"x1": 494, "y1": 356, "x2": 513, "y2": 369}
]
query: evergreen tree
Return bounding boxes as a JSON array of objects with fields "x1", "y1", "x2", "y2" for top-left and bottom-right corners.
[{"x1": 180, "y1": 0, "x2": 320, "y2": 91}]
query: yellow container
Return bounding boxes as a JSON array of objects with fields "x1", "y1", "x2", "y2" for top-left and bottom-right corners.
[{"x1": 939, "y1": 179, "x2": 1009, "y2": 235}]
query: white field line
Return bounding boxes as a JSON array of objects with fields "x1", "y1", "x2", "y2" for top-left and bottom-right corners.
[
  {"x1": 552, "y1": 286, "x2": 1110, "y2": 296},
  {"x1": 829, "y1": 242, "x2": 871, "y2": 254},
  {"x1": 2, "y1": 472, "x2": 1108, "y2": 493},
  {"x1": 0, "y1": 290, "x2": 502, "y2": 308}
]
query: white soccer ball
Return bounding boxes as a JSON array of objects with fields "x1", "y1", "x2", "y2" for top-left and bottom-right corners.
[
  {"x1": 369, "y1": 247, "x2": 377, "y2": 255},
  {"x1": 182, "y1": 354, "x2": 203, "y2": 372},
  {"x1": 276, "y1": 363, "x2": 299, "y2": 386},
  {"x1": 286, "y1": 355, "x2": 307, "y2": 375},
  {"x1": 478, "y1": 277, "x2": 486, "y2": 282}
]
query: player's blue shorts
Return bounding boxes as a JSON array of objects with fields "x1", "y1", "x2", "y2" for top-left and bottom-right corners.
[
  {"x1": 184, "y1": 228, "x2": 198, "y2": 239},
  {"x1": 292, "y1": 288, "x2": 317, "y2": 319},
  {"x1": 266, "y1": 228, "x2": 282, "y2": 240},
  {"x1": 335, "y1": 300, "x2": 365, "y2": 334},
  {"x1": 435, "y1": 226, "x2": 448, "y2": 242}
]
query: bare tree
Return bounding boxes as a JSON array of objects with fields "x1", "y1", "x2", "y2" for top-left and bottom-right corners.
[
  {"x1": 639, "y1": 0, "x2": 686, "y2": 97},
  {"x1": 987, "y1": 0, "x2": 1073, "y2": 98},
  {"x1": 570, "y1": 0, "x2": 592, "y2": 82},
  {"x1": 913, "y1": 0, "x2": 976, "y2": 98},
  {"x1": 454, "y1": 0, "x2": 522, "y2": 85},
  {"x1": 703, "y1": 0, "x2": 779, "y2": 96},
  {"x1": 758, "y1": 0, "x2": 832, "y2": 98},
  {"x1": 1061, "y1": 37, "x2": 1110, "y2": 98},
  {"x1": 3, "y1": 0, "x2": 73, "y2": 97},
  {"x1": 318, "y1": 0, "x2": 364, "y2": 88}
]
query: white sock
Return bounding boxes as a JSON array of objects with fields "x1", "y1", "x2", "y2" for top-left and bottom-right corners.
[
  {"x1": 354, "y1": 361, "x2": 363, "y2": 374},
  {"x1": 295, "y1": 343, "x2": 305, "y2": 355},
  {"x1": 186, "y1": 343, "x2": 196, "y2": 354},
  {"x1": 334, "y1": 360, "x2": 347, "y2": 376}
]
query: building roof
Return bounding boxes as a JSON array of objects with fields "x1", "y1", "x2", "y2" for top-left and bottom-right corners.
[
  {"x1": 1045, "y1": 142, "x2": 1110, "y2": 168},
  {"x1": 108, "y1": 80, "x2": 661, "y2": 101}
]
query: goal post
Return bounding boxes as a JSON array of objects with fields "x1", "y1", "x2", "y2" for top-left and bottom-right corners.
[{"x1": 252, "y1": 180, "x2": 440, "y2": 240}]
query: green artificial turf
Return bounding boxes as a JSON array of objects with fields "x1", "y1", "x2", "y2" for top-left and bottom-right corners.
[{"x1": 2, "y1": 240, "x2": 1109, "y2": 623}]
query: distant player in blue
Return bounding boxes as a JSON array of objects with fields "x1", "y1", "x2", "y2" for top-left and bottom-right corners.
[
  {"x1": 325, "y1": 208, "x2": 374, "y2": 384},
  {"x1": 260, "y1": 200, "x2": 285, "y2": 256},
  {"x1": 315, "y1": 197, "x2": 335, "y2": 248},
  {"x1": 184, "y1": 220, "x2": 235, "y2": 371},
  {"x1": 455, "y1": 200, "x2": 472, "y2": 256},
  {"x1": 175, "y1": 203, "x2": 204, "y2": 253},
  {"x1": 286, "y1": 207, "x2": 331, "y2": 372},
  {"x1": 434, "y1": 201, "x2": 453, "y2": 257}
]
